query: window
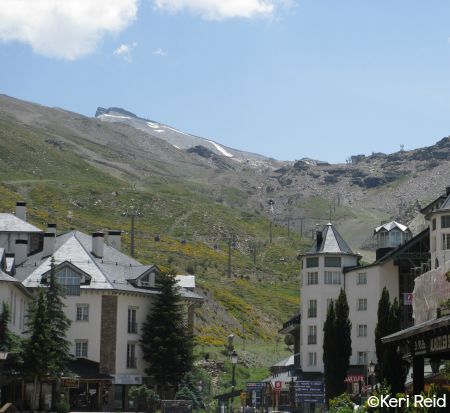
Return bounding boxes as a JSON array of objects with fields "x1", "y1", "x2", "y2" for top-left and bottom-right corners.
[
  {"x1": 324, "y1": 271, "x2": 341, "y2": 285},
  {"x1": 357, "y1": 352, "x2": 367, "y2": 365},
  {"x1": 75, "y1": 340, "x2": 88, "y2": 357},
  {"x1": 308, "y1": 325, "x2": 317, "y2": 345},
  {"x1": 357, "y1": 298, "x2": 367, "y2": 311},
  {"x1": 357, "y1": 324, "x2": 367, "y2": 337},
  {"x1": 127, "y1": 343, "x2": 137, "y2": 368},
  {"x1": 128, "y1": 307, "x2": 138, "y2": 334},
  {"x1": 441, "y1": 216, "x2": 450, "y2": 228},
  {"x1": 308, "y1": 300, "x2": 317, "y2": 318},
  {"x1": 306, "y1": 257, "x2": 319, "y2": 268},
  {"x1": 357, "y1": 273, "x2": 367, "y2": 285},
  {"x1": 307, "y1": 272, "x2": 319, "y2": 285},
  {"x1": 76, "y1": 304, "x2": 89, "y2": 321},
  {"x1": 57, "y1": 267, "x2": 81, "y2": 296},
  {"x1": 432, "y1": 218, "x2": 436, "y2": 230},
  {"x1": 324, "y1": 257, "x2": 341, "y2": 267},
  {"x1": 443, "y1": 234, "x2": 450, "y2": 250},
  {"x1": 307, "y1": 352, "x2": 317, "y2": 366}
]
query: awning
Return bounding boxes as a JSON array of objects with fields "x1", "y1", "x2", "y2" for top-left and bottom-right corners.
[{"x1": 66, "y1": 358, "x2": 113, "y2": 380}]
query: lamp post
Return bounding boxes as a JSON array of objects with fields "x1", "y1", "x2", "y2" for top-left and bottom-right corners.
[
  {"x1": 368, "y1": 362, "x2": 376, "y2": 394},
  {"x1": 231, "y1": 351, "x2": 238, "y2": 413}
]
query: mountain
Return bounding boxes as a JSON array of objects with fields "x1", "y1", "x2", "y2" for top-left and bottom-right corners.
[
  {"x1": 2, "y1": 93, "x2": 450, "y2": 347},
  {"x1": 95, "y1": 106, "x2": 272, "y2": 164}
]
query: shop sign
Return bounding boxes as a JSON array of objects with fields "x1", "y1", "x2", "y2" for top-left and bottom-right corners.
[
  {"x1": 62, "y1": 378, "x2": 79, "y2": 388},
  {"x1": 113, "y1": 374, "x2": 143, "y2": 385},
  {"x1": 294, "y1": 380, "x2": 325, "y2": 404},
  {"x1": 345, "y1": 375, "x2": 365, "y2": 383},
  {"x1": 413, "y1": 333, "x2": 450, "y2": 355}
]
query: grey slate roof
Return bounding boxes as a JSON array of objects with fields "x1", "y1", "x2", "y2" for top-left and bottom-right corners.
[
  {"x1": 16, "y1": 230, "x2": 202, "y2": 300},
  {"x1": 438, "y1": 193, "x2": 450, "y2": 211},
  {"x1": 0, "y1": 213, "x2": 42, "y2": 233},
  {"x1": 306, "y1": 223, "x2": 356, "y2": 255},
  {"x1": 374, "y1": 220, "x2": 408, "y2": 233}
]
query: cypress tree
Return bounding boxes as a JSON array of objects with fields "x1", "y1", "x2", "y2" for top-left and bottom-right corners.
[
  {"x1": 375, "y1": 286, "x2": 390, "y2": 381},
  {"x1": 0, "y1": 302, "x2": 10, "y2": 351},
  {"x1": 323, "y1": 301, "x2": 337, "y2": 401},
  {"x1": 140, "y1": 274, "x2": 193, "y2": 397},
  {"x1": 0, "y1": 303, "x2": 23, "y2": 383},
  {"x1": 46, "y1": 257, "x2": 72, "y2": 374},
  {"x1": 334, "y1": 289, "x2": 352, "y2": 396}
]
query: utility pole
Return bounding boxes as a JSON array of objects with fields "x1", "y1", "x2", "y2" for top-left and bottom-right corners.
[
  {"x1": 228, "y1": 238, "x2": 232, "y2": 278},
  {"x1": 130, "y1": 214, "x2": 135, "y2": 257}
]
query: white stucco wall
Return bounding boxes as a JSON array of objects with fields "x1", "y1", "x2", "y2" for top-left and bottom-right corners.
[
  {"x1": 115, "y1": 293, "x2": 155, "y2": 376},
  {"x1": 429, "y1": 211, "x2": 450, "y2": 269},
  {"x1": 300, "y1": 254, "x2": 359, "y2": 372},
  {"x1": 0, "y1": 282, "x2": 30, "y2": 335}
]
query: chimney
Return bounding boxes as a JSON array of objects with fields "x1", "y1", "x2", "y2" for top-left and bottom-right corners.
[
  {"x1": 15, "y1": 239, "x2": 28, "y2": 265},
  {"x1": 47, "y1": 223, "x2": 57, "y2": 235},
  {"x1": 316, "y1": 229, "x2": 323, "y2": 248},
  {"x1": 15, "y1": 201, "x2": 26, "y2": 221},
  {"x1": 107, "y1": 230, "x2": 121, "y2": 251},
  {"x1": 92, "y1": 232, "x2": 104, "y2": 258},
  {"x1": 42, "y1": 232, "x2": 56, "y2": 257}
]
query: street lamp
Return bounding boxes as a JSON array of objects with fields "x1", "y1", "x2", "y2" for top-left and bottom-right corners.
[
  {"x1": 368, "y1": 362, "x2": 376, "y2": 393},
  {"x1": 430, "y1": 358, "x2": 441, "y2": 374},
  {"x1": 231, "y1": 351, "x2": 238, "y2": 413}
]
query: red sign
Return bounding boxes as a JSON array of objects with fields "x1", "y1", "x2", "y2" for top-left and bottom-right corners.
[
  {"x1": 274, "y1": 381, "x2": 282, "y2": 390},
  {"x1": 344, "y1": 375, "x2": 364, "y2": 383}
]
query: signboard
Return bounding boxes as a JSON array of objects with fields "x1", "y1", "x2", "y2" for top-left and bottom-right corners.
[
  {"x1": 246, "y1": 382, "x2": 266, "y2": 391},
  {"x1": 294, "y1": 380, "x2": 325, "y2": 404},
  {"x1": 413, "y1": 333, "x2": 450, "y2": 355},
  {"x1": 62, "y1": 378, "x2": 79, "y2": 388},
  {"x1": 344, "y1": 375, "x2": 365, "y2": 384},
  {"x1": 113, "y1": 374, "x2": 143, "y2": 385},
  {"x1": 274, "y1": 381, "x2": 283, "y2": 391},
  {"x1": 403, "y1": 293, "x2": 413, "y2": 306}
]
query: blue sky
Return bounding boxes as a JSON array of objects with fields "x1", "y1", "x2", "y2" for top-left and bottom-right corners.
[{"x1": 1, "y1": 0, "x2": 450, "y2": 163}]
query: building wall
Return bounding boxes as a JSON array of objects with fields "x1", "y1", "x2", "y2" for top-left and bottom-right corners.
[
  {"x1": 115, "y1": 293, "x2": 155, "y2": 377},
  {"x1": 64, "y1": 290, "x2": 104, "y2": 363},
  {"x1": 0, "y1": 232, "x2": 39, "y2": 255},
  {"x1": 0, "y1": 282, "x2": 29, "y2": 335},
  {"x1": 300, "y1": 254, "x2": 359, "y2": 372},
  {"x1": 429, "y1": 211, "x2": 450, "y2": 269}
]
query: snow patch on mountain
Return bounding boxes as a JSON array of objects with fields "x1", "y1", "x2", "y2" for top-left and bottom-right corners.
[{"x1": 208, "y1": 140, "x2": 233, "y2": 158}]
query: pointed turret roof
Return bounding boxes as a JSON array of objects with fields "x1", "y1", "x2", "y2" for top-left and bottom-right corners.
[{"x1": 307, "y1": 223, "x2": 357, "y2": 255}]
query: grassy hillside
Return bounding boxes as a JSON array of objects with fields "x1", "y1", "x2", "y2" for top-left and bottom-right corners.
[{"x1": 0, "y1": 117, "x2": 309, "y2": 349}]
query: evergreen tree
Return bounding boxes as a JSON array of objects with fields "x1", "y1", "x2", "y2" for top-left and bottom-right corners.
[
  {"x1": 375, "y1": 287, "x2": 390, "y2": 381},
  {"x1": 0, "y1": 303, "x2": 24, "y2": 383},
  {"x1": 24, "y1": 290, "x2": 55, "y2": 410},
  {"x1": 140, "y1": 274, "x2": 194, "y2": 397},
  {"x1": 333, "y1": 289, "x2": 352, "y2": 396},
  {"x1": 46, "y1": 257, "x2": 72, "y2": 374},
  {"x1": 323, "y1": 301, "x2": 337, "y2": 402}
]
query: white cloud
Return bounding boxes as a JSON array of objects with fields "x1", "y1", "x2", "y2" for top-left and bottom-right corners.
[
  {"x1": 153, "y1": 48, "x2": 167, "y2": 57},
  {"x1": 154, "y1": 0, "x2": 279, "y2": 20},
  {"x1": 0, "y1": 0, "x2": 138, "y2": 60},
  {"x1": 114, "y1": 42, "x2": 137, "y2": 62}
]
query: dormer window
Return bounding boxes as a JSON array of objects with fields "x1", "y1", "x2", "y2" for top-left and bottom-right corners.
[
  {"x1": 136, "y1": 270, "x2": 159, "y2": 288},
  {"x1": 139, "y1": 274, "x2": 150, "y2": 287},
  {"x1": 57, "y1": 267, "x2": 81, "y2": 296}
]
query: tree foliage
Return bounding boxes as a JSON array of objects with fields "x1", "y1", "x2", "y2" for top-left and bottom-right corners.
[
  {"x1": 46, "y1": 257, "x2": 72, "y2": 374},
  {"x1": 140, "y1": 273, "x2": 194, "y2": 396},
  {"x1": 128, "y1": 385, "x2": 160, "y2": 413},
  {"x1": 375, "y1": 289, "x2": 406, "y2": 393},
  {"x1": 323, "y1": 289, "x2": 352, "y2": 402}
]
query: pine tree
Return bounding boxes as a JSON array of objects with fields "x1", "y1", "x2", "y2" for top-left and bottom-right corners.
[
  {"x1": 333, "y1": 289, "x2": 352, "y2": 396},
  {"x1": 140, "y1": 274, "x2": 194, "y2": 397},
  {"x1": 0, "y1": 302, "x2": 10, "y2": 351},
  {"x1": 323, "y1": 301, "x2": 337, "y2": 402},
  {"x1": 0, "y1": 303, "x2": 23, "y2": 384},
  {"x1": 24, "y1": 290, "x2": 55, "y2": 410},
  {"x1": 46, "y1": 257, "x2": 72, "y2": 375}
]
